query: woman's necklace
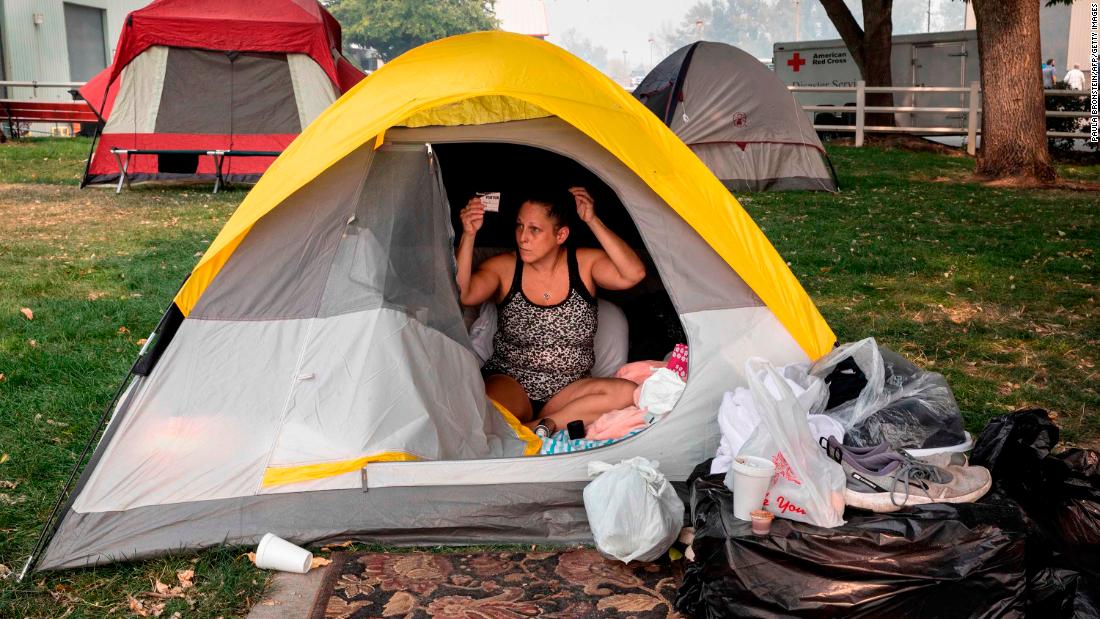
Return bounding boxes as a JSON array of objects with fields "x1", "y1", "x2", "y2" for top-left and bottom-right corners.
[{"x1": 532, "y1": 251, "x2": 565, "y2": 303}]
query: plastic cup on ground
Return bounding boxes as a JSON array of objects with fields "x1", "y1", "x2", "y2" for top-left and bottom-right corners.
[
  {"x1": 750, "y1": 509, "x2": 775, "y2": 535},
  {"x1": 255, "y1": 533, "x2": 313, "y2": 573},
  {"x1": 730, "y1": 455, "x2": 776, "y2": 521}
]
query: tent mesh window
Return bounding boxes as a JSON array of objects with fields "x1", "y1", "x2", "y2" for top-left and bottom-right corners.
[{"x1": 434, "y1": 142, "x2": 685, "y2": 361}]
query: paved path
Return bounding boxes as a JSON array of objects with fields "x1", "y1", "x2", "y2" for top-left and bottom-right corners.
[{"x1": 247, "y1": 567, "x2": 327, "y2": 618}]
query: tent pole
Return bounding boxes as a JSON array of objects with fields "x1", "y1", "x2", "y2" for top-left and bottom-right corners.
[
  {"x1": 823, "y1": 150, "x2": 841, "y2": 192},
  {"x1": 18, "y1": 290, "x2": 185, "y2": 580},
  {"x1": 79, "y1": 124, "x2": 101, "y2": 190}
]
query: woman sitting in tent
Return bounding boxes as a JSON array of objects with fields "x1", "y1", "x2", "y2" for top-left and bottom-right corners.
[{"x1": 456, "y1": 187, "x2": 646, "y2": 431}]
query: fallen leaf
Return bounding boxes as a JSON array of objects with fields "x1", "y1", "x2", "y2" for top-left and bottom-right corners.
[
  {"x1": 382, "y1": 591, "x2": 416, "y2": 617},
  {"x1": 136, "y1": 338, "x2": 148, "y2": 346},
  {"x1": 176, "y1": 569, "x2": 194, "y2": 589},
  {"x1": 0, "y1": 373, "x2": 5, "y2": 382},
  {"x1": 310, "y1": 556, "x2": 332, "y2": 570},
  {"x1": 321, "y1": 540, "x2": 354, "y2": 551},
  {"x1": 247, "y1": 552, "x2": 257, "y2": 565},
  {"x1": 153, "y1": 580, "x2": 170, "y2": 595},
  {"x1": 128, "y1": 596, "x2": 149, "y2": 617},
  {"x1": 596, "y1": 593, "x2": 662, "y2": 613},
  {"x1": 0, "y1": 564, "x2": 11, "y2": 580},
  {"x1": 0, "y1": 481, "x2": 18, "y2": 489},
  {"x1": 20, "y1": 308, "x2": 33, "y2": 320},
  {"x1": 0, "y1": 454, "x2": 7, "y2": 464},
  {"x1": 27, "y1": 339, "x2": 38, "y2": 348},
  {"x1": 87, "y1": 291, "x2": 106, "y2": 301},
  {"x1": 118, "y1": 326, "x2": 129, "y2": 334}
]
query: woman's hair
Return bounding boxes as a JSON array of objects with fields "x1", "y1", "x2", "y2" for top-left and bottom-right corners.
[{"x1": 521, "y1": 188, "x2": 573, "y2": 231}]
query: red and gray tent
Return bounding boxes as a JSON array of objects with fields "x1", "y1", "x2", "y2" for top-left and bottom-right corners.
[
  {"x1": 635, "y1": 41, "x2": 837, "y2": 192},
  {"x1": 78, "y1": 0, "x2": 365, "y2": 187}
]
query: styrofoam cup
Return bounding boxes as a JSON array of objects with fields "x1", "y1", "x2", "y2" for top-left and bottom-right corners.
[
  {"x1": 730, "y1": 455, "x2": 776, "y2": 521},
  {"x1": 255, "y1": 533, "x2": 313, "y2": 573}
]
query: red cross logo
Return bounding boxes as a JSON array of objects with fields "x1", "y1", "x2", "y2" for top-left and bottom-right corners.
[{"x1": 787, "y1": 52, "x2": 806, "y2": 72}]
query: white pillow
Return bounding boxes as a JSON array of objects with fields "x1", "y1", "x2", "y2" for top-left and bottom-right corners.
[
  {"x1": 469, "y1": 302, "x2": 497, "y2": 364},
  {"x1": 468, "y1": 299, "x2": 629, "y2": 377},
  {"x1": 592, "y1": 299, "x2": 629, "y2": 377}
]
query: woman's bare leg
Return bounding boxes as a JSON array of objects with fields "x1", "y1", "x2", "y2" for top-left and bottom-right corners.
[
  {"x1": 529, "y1": 377, "x2": 636, "y2": 429},
  {"x1": 484, "y1": 374, "x2": 535, "y2": 424}
]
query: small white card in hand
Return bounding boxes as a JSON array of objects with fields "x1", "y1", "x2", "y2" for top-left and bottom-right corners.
[{"x1": 476, "y1": 192, "x2": 501, "y2": 212}]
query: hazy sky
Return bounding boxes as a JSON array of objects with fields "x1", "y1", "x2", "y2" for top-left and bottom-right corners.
[
  {"x1": 538, "y1": 1, "x2": 972, "y2": 73},
  {"x1": 543, "y1": 0, "x2": 691, "y2": 70}
]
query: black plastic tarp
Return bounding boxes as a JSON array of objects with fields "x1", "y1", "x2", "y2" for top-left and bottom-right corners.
[
  {"x1": 677, "y1": 409, "x2": 1100, "y2": 618},
  {"x1": 971, "y1": 409, "x2": 1100, "y2": 618},
  {"x1": 676, "y1": 463, "x2": 1030, "y2": 618}
]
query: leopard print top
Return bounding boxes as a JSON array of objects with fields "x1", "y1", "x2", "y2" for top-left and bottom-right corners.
[{"x1": 482, "y1": 247, "x2": 598, "y2": 402}]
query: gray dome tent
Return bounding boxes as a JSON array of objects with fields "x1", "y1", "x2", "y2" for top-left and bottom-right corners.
[{"x1": 635, "y1": 41, "x2": 837, "y2": 192}]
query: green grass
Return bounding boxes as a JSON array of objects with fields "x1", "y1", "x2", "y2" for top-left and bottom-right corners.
[
  {"x1": 0, "y1": 139, "x2": 1097, "y2": 616},
  {"x1": 0, "y1": 137, "x2": 93, "y2": 185},
  {"x1": 743, "y1": 145, "x2": 1098, "y2": 441}
]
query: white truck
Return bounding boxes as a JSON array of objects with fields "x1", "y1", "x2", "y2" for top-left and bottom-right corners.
[{"x1": 772, "y1": 30, "x2": 981, "y2": 131}]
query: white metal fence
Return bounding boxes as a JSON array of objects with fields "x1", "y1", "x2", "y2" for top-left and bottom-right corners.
[
  {"x1": 0, "y1": 80, "x2": 85, "y2": 98},
  {"x1": 4, "y1": 80, "x2": 1094, "y2": 153},
  {"x1": 790, "y1": 81, "x2": 1094, "y2": 155}
]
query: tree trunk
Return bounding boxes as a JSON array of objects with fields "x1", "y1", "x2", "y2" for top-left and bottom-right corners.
[
  {"x1": 972, "y1": 0, "x2": 1055, "y2": 181},
  {"x1": 860, "y1": 0, "x2": 895, "y2": 127},
  {"x1": 819, "y1": 0, "x2": 895, "y2": 127}
]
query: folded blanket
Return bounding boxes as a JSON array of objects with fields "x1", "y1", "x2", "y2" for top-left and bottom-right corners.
[
  {"x1": 539, "y1": 428, "x2": 644, "y2": 455},
  {"x1": 587, "y1": 406, "x2": 649, "y2": 440}
]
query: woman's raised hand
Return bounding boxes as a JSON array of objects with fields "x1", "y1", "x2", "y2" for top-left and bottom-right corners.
[
  {"x1": 460, "y1": 197, "x2": 486, "y2": 235},
  {"x1": 569, "y1": 186, "x2": 596, "y2": 224}
]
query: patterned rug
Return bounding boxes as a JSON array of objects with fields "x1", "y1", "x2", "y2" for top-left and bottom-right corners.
[{"x1": 311, "y1": 548, "x2": 685, "y2": 618}]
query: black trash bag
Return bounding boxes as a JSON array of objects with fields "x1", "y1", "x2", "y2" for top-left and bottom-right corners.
[
  {"x1": 810, "y1": 338, "x2": 967, "y2": 451},
  {"x1": 676, "y1": 462, "x2": 1031, "y2": 618},
  {"x1": 971, "y1": 409, "x2": 1100, "y2": 616}
]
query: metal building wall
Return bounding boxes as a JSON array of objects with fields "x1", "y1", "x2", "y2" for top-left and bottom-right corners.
[{"x1": 1, "y1": 0, "x2": 146, "y2": 101}]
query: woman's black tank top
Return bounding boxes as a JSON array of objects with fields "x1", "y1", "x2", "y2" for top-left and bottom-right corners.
[{"x1": 482, "y1": 247, "x2": 599, "y2": 402}]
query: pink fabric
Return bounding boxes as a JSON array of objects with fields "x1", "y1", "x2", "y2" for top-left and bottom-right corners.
[
  {"x1": 614, "y1": 360, "x2": 664, "y2": 385},
  {"x1": 587, "y1": 406, "x2": 648, "y2": 440},
  {"x1": 666, "y1": 343, "x2": 689, "y2": 381}
]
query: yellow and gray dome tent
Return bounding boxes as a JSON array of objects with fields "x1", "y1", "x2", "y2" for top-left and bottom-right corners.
[
  {"x1": 31, "y1": 32, "x2": 834, "y2": 572},
  {"x1": 635, "y1": 41, "x2": 838, "y2": 192}
]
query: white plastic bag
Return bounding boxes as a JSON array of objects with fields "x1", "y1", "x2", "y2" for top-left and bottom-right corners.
[
  {"x1": 711, "y1": 362, "x2": 833, "y2": 475},
  {"x1": 809, "y1": 338, "x2": 967, "y2": 450},
  {"x1": 637, "y1": 368, "x2": 686, "y2": 422},
  {"x1": 808, "y1": 337, "x2": 887, "y2": 429},
  {"x1": 738, "y1": 358, "x2": 846, "y2": 528},
  {"x1": 584, "y1": 457, "x2": 684, "y2": 563}
]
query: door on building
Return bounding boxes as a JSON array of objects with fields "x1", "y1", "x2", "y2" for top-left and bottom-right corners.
[
  {"x1": 912, "y1": 42, "x2": 969, "y2": 129},
  {"x1": 64, "y1": 3, "x2": 108, "y2": 82}
]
